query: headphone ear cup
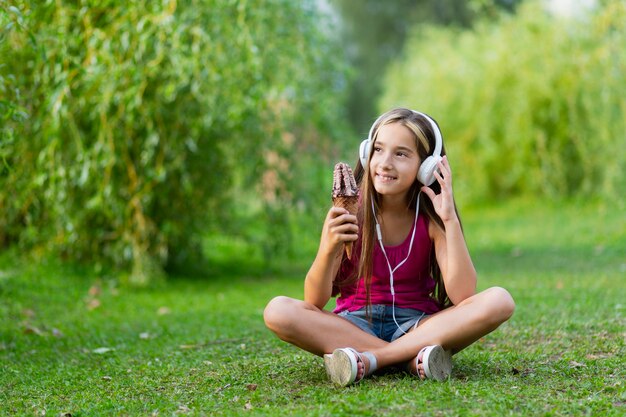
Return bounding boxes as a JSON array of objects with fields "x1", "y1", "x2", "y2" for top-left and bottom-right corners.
[
  {"x1": 359, "y1": 139, "x2": 371, "y2": 168},
  {"x1": 417, "y1": 155, "x2": 442, "y2": 186}
]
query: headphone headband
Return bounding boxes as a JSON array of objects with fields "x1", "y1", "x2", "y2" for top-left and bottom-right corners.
[
  {"x1": 359, "y1": 109, "x2": 443, "y2": 186},
  {"x1": 412, "y1": 111, "x2": 442, "y2": 157}
]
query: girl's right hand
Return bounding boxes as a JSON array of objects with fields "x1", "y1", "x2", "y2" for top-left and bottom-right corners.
[{"x1": 319, "y1": 207, "x2": 358, "y2": 257}]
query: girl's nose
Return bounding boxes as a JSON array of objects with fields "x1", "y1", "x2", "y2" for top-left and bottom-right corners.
[{"x1": 380, "y1": 152, "x2": 394, "y2": 168}]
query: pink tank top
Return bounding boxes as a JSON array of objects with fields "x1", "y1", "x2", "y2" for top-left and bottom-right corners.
[{"x1": 333, "y1": 214, "x2": 441, "y2": 314}]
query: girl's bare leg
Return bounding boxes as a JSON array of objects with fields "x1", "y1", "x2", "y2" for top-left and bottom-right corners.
[
  {"x1": 371, "y1": 286, "x2": 515, "y2": 372},
  {"x1": 264, "y1": 296, "x2": 388, "y2": 357},
  {"x1": 264, "y1": 286, "x2": 514, "y2": 377}
]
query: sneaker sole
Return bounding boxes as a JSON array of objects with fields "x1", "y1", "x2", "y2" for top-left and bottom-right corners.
[
  {"x1": 323, "y1": 349, "x2": 356, "y2": 386},
  {"x1": 422, "y1": 345, "x2": 452, "y2": 381}
]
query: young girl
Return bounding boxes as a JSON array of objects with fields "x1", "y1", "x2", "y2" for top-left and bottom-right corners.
[{"x1": 264, "y1": 107, "x2": 515, "y2": 386}]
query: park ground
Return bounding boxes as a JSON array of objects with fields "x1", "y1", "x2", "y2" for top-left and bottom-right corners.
[{"x1": 1, "y1": 197, "x2": 625, "y2": 416}]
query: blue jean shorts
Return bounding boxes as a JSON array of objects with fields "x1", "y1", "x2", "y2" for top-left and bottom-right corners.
[{"x1": 337, "y1": 305, "x2": 428, "y2": 343}]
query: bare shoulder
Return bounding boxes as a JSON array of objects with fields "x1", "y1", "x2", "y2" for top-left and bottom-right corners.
[{"x1": 427, "y1": 217, "x2": 445, "y2": 242}]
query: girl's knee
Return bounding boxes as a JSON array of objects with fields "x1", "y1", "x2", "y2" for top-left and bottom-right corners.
[
  {"x1": 484, "y1": 286, "x2": 515, "y2": 322},
  {"x1": 263, "y1": 296, "x2": 299, "y2": 333}
]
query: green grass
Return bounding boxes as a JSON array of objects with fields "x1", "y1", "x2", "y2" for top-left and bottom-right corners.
[{"x1": 1, "y1": 198, "x2": 625, "y2": 416}]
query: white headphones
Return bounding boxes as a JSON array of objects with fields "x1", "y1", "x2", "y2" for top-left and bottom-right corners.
[{"x1": 359, "y1": 110, "x2": 443, "y2": 186}]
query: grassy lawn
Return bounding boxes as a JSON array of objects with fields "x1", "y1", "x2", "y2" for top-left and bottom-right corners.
[{"x1": 1, "y1": 198, "x2": 625, "y2": 416}]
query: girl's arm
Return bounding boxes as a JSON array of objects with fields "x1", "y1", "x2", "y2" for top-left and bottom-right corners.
[
  {"x1": 304, "y1": 207, "x2": 359, "y2": 309},
  {"x1": 422, "y1": 156, "x2": 477, "y2": 305},
  {"x1": 430, "y1": 214, "x2": 477, "y2": 304}
]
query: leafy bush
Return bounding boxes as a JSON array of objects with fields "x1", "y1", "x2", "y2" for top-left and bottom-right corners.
[
  {"x1": 0, "y1": 1, "x2": 348, "y2": 283},
  {"x1": 0, "y1": 4, "x2": 31, "y2": 245},
  {"x1": 380, "y1": 1, "x2": 626, "y2": 204}
]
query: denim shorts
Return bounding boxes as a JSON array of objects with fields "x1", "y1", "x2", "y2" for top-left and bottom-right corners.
[{"x1": 337, "y1": 305, "x2": 428, "y2": 343}]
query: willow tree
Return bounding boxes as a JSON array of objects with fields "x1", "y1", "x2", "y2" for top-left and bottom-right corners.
[{"x1": 0, "y1": 1, "x2": 348, "y2": 283}]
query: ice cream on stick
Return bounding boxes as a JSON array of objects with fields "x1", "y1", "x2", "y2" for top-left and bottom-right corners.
[{"x1": 332, "y1": 162, "x2": 359, "y2": 259}]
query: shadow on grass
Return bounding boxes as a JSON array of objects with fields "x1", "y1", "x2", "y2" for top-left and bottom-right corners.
[
  {"x1": 164, "y1": 254, "x2": 309, "y2": 286},
  {"x1": 162, "y1": 232, "x2": 312, "y2": 284}
]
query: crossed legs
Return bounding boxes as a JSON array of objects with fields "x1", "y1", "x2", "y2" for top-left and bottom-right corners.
[{"x1": 264, "y1": 287, "x2": 515, "y2": 378}]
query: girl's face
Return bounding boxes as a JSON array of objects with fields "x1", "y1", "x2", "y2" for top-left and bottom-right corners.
[{"x1": 369, "y1": 122, "x2": 420, "y2": 201}]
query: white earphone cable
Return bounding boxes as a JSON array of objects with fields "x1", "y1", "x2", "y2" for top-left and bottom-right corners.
[{"x1": 372, "y1": 192, "x2": 421, "y2": 335}]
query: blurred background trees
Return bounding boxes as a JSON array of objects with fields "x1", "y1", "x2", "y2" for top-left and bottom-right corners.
[
  {"x1": 380, "y1": 0, "x2": 626, "y2": 203},
  {"x1": 1, "y1": 0, "x2": 624, "y2": 283},
  {"x1": 328, "y1": 0, "x2": 522, "y2": 133},
  {"x1": 0, "y1": 0, "x2": 349, "y2": 283}
]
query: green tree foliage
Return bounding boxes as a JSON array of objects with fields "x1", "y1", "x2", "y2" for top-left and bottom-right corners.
[
  {"x1": 328, "y1": 0, "x2": 522, "y2": 132},
  {"x1": 0, "y1": 4, "x2": 29, "y2": 176},
  {"x1": 381, "y1": 1, "x2": 626, "y2": 203},
  {"x1": 0, "y1": 0, "x2": 348, "y2": 283}
]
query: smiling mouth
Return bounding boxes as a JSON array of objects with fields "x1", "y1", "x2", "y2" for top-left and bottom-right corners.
[{"x1": 376, "y1": 173, "x2": 397, "y2": 181}]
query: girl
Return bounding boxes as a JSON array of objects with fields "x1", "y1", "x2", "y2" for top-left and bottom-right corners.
[{"x1": 264, "y1": 108, "x2": 515, "y2": 386}]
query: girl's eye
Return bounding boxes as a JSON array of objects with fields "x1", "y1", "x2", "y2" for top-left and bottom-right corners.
[
  {"x1": 396, "y1": 152, "x2": 407, "y2": 157},
  {"x1": 373, "y1": 146, "x2": 382, "y2": 153}
]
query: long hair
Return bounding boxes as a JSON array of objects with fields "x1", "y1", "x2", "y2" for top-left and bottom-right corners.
[{"x1": 345, "y1": 107, "x2": 460, "y2": 310}]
